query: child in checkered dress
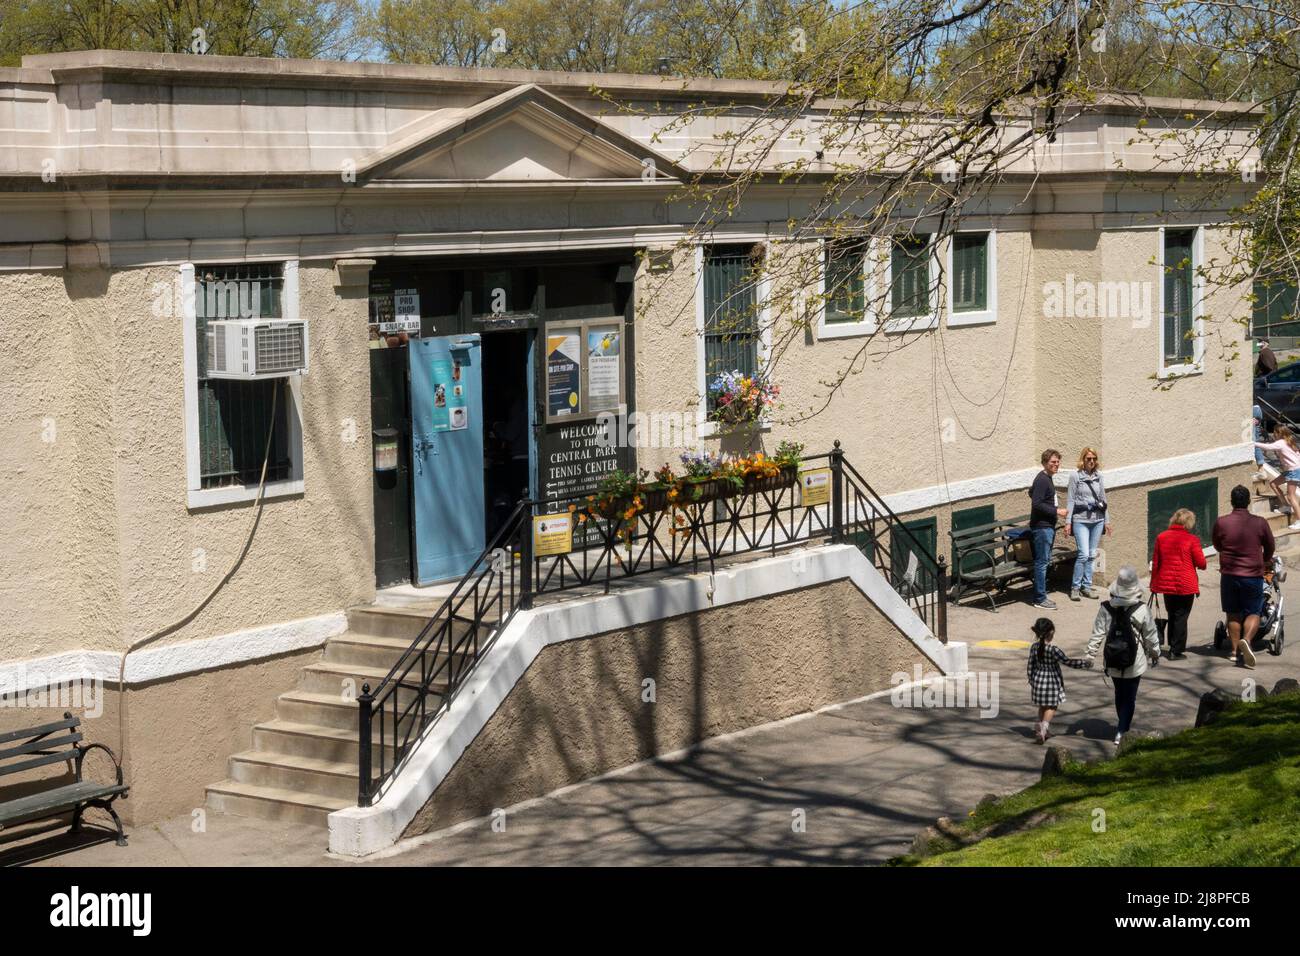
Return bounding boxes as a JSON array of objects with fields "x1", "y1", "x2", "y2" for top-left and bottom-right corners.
[{"x1": 1027, "y1": 617, "x2": 1092, "y2": 743}]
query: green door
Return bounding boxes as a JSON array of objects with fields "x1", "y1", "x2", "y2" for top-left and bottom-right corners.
[{"x1": 1146, "y1": 478, "x2": 1217, "y2": 556}]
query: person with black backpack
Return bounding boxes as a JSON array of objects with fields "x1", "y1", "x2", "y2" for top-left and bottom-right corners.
[{"x1": 1086, "y1": 565, "x2": 1161, "y2": 747}]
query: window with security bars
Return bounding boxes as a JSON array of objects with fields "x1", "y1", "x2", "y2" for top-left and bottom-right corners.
[
  {"x1": 195, "y1": 263, "x2": 293, "y2": 488},
  {"x1": 951, "y1": 233, "x2": 988, "y2": 313},
  {"x1": 1163, "y1": 230, "x2": 1197, "y2": 366},
  {"x1": 824, "y1": 240, "x2": 867, "y2": 324},
  {"x1": 890, "y1": 235, "x2": 931, "y2": 318},
  {"x1": 703, "y1": 247, "x2": 760, "y2": 404}
]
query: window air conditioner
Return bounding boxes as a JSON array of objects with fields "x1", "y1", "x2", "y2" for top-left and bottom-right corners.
[{"x1": 205, "y1": 319, "x2": 309, "y2": 379}]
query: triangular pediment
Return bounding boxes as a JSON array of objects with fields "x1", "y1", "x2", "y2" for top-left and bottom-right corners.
[{"x1": 363, "y1": 84, "x2": 683, "y2": 184}]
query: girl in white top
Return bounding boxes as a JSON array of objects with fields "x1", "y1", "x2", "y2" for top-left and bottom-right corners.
[{"x1": 1255, "y1": 423, "x2": 1300, "y2": 530}]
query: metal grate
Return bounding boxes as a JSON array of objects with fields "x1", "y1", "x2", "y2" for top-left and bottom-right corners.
[{"x1": 253, "y1": 324, "x2": 306, "y2": 373}]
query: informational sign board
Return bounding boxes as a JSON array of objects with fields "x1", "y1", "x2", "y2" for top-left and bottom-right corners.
[
  {"x1": 540, "y1": 419, "x2": 622, "y2": 502},
  {"x1": 587, "y1": 327, "x2": 621, "y2": 403},
  {"x1": 800, "y1": 467, "x2": 831, "y2": 508},
  {"x1": 391, "y1": 289, "x2": 422, "y2": 334},
  {"x1": 546, "y1": 330, "x2": 581, "y2": 417},
  {"x1": 533, "y1": 513, "x2": 573, "y2": 557}
]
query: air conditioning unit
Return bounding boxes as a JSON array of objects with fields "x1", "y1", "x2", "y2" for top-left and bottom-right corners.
[{"x1": 205, "y1": 319, "x2": 309, "y2": 379}]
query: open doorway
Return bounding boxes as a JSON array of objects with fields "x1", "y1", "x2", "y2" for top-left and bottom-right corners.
[{"x1": 481, "y1": 328, "x2": 534, "y2": 543}]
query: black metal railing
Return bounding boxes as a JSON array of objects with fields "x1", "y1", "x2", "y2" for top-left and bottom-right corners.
[{"x1": 356, "y1": 441, "x2": 947, "y2": 806}]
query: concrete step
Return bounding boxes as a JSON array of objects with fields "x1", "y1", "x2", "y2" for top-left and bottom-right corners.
[
  {"x1": 323, "y1": 631, "x2": 477, "y2": 672},
  {"x1": 276, "y1": 689, "x2": 428, "y2": 733},
  {"x1": 344, "y1": 605, "x2": 478, "y2": 643},
  {"x1": 206, "y1": 779, "x2": 351, "y2": 827},
  {"x1": 299, "y1": 660, "x2": 449, "y2": 707},
  {"x1": 251, "y1": 719, "x2": 399, "y2": 764},
  {"x1": 227, "y1": 750, "x2": 358, "y2": 802}
]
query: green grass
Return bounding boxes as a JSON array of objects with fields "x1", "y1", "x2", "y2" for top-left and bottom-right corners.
[{"x1": 912, "y1": 692, "x2": 1300, "y2": 866}]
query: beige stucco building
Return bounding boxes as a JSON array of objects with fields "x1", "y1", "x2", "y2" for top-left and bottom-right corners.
[{"x1": 0, "y1": 51, "x2": 1260, "y2": 852}]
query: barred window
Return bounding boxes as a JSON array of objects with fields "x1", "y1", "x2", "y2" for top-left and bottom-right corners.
[
  {"x1": 703, "y1": 246, "x2": 760, "y2": 400},
  {"x1": 1162, "y1": 230, "x2": 1196, "y2": 367},
  {"x1": 195, "y1": 263, "x2": 293, "y2": 489},
  {"x1": 824, "y1": 240, "x2": 867, "y2": 324},
  {"x1": 951, "y1": 233, "x2": 988, "y2": 313},
  {"x1": 890, "y1": 235, "x2": 931, "y2": 318}
]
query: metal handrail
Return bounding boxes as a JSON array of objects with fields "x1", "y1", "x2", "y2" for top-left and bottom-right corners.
[{"x1": 356, "y1": 442, "x2": 949, "y2": 806}]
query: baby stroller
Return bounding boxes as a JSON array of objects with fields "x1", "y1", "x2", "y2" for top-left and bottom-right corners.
[{"x1": 1213, "y1": 555, "x2": 1286, "y2": 656}]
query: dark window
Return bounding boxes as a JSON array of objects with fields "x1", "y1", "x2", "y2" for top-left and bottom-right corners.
[
  {"x1": 1146, "y1": 478, "x2": 1217, "y2": 555},
  {"x1": 824, "y1": 240, "x2": 866, "y2": 324},
  {"x1": 1163, "y1": 229, "x2": 1196, "y2": 366},
  {"x1": 195, "y1": 263, "x2": 293, "y2": 489},
  {"x1": 703, "y1": 246, "x2": 760, "y2": 395},
  {"x1": 1252, "y1": 279, "x2": 1300, "y2": 339},
  {"x1": 891, "y1": 235, "x2": 931, "y2": 318},
  {"x1": 951, "y1": 233, "x2": 989, "y2": 313}
]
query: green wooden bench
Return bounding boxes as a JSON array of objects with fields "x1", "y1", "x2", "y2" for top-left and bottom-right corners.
[
  {"x1": 0, "y1": 713, "x2": 128, "y2": 846},
  {"x1": 948, "y1": 513, "x2": 1075, "y2": 611}
]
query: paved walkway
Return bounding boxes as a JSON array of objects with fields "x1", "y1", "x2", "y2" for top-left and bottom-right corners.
[{"x1": 12, "y1": 559, "x2": 1295, "y2": 867}]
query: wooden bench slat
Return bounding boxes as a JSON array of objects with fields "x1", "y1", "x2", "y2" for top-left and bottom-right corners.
[
  {"x1": 0, "y1": 732, "x2": 82, "y2": 765},
  {"x1": 1, "y1": 750, "x2": 77, "y2": 777},
  {"x1": 0, "y1": 717, "x2": 79, "y2": 746},
  {"x1": 0, "y1": 782, "x2": 128, "y2": 828}
]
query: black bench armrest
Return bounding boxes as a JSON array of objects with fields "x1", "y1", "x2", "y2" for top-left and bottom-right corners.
[
  {"x1": 953, "y1": 544, "x2": 1000, "y2": 580},
  {"x1": 74, "y1": 742, "x2": 124, "y2": 790}
]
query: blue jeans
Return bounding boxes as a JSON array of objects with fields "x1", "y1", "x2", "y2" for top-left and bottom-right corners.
[
  {"x1": 1071, "y1": 518, "x2": 1104, "y2": 590},
  {"x1": 1113, "y1": 676, "x2": 1141, "y2": 734},
  {"x1": 1254, "y1": 404, "x2": 1265, "y2": 465},
  {"x1": 1032, "y1": 526, "x2": 1056, "y2": 603}
]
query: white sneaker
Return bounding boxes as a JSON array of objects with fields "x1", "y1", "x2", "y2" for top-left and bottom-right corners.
[
  {"x1": 1287, "y1": 521, "x2": 1300, "y2": 531},
  {"x1": 1113, "y1": 733, "x2": 1123, "y2": 747}
]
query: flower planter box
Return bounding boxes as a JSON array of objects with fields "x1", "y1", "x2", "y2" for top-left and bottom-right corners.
[
  {"x1": 678, "y1": 478, "x2": 732, "y2": 504},
  {"x1": 743, "y1": 464, "x2": 800, "y2": 495}
]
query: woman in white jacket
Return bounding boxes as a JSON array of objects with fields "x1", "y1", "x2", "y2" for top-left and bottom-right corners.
[{"x1": 1086, "y1": 565, "x2": 1161, "y2": 747}]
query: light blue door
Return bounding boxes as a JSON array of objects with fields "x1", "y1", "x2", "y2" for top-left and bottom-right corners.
[{"x1": 409, "y1": 334, "x2": 485, "y2": 584}]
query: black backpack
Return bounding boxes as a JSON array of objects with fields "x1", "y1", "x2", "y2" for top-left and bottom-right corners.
[{"x1": 1102, "y1": 601, "x2": 1138, "y2": 670}]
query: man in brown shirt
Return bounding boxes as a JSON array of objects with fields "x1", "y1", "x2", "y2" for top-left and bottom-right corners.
[{"x1": 1211, "y1": 485, "x2": 1275, "y2": 668}]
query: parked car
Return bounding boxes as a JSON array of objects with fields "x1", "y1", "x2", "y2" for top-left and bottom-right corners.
[{"x1": 1255, "y1": 359, "x2": 1300, "y2": 424}]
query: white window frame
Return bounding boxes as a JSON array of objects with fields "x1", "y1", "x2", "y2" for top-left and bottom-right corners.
[
  {"x1": 885, "y1": 234, "x2": 941, "y2": 333},
  {"x1": 945, "y1": 229, "x2": 997, "y2": 327},
  {"x1": 182, "y1": 259, "x2": 306, "y2": 510},
  {"x1": 1157, "y1": 225, "x2": 1204, "y2": 379},
  {"x1": 694, "y1": 244, "x2": 773, "y2": 439},
  {"x1": 816, "y1": 237, "x2": 879, "y2": 339}
]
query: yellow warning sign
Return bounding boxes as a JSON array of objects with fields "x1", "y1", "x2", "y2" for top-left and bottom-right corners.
[
  {"x1": 533, "y1": 513, "x2": 573, "y2": 557},
  {"x1": 800, "y1": 467, "x2": 831, "y2": 508}
]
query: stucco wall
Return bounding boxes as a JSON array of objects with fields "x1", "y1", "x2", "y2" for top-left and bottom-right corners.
[
  {"x1": 400, "y1": 576, "x2": 931, "y2": 837},
  {"x1": 630, "y1": 223, "x2": 1250, "y2": 497},
  {"x1": 0, "y1": 645, "x2": 320, "y2": 827},
  {"x1": 0, "y1": 261, "x2": 376, "y2": 662}
]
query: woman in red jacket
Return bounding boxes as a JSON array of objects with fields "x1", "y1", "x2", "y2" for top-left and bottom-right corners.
[{"x1": 1149, "y1": 508, "x2": 1208, "y2": 660}]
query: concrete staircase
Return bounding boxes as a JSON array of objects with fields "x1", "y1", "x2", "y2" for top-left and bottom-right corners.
[
  {"x1": 206, "y1": 602, "x2": 464, "y2": 827},
  {"x1": 1249, "y1": 470, "x2": 1300, "y2": 564}
]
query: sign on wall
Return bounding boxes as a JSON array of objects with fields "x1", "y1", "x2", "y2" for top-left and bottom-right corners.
[{"x1": 546, "y1": 329, "x2": 581, "y2": 417}]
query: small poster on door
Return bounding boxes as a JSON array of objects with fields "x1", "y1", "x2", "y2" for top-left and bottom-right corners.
[
  {"x1": 547, "y1": 330, "x2": 581, "y2": 417},
  {"x1": 587, "y1": 327, "x2": 620, "y2": 404},
  {"x1": 429, "y1": 358, "x2": 453, "y2": 431},
  {"x1": 800, "y1": 468, "x2": 831, "y2": 508},
  {"x1": 533, "y1": 513, "x2": 573, "y2": 557}
]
